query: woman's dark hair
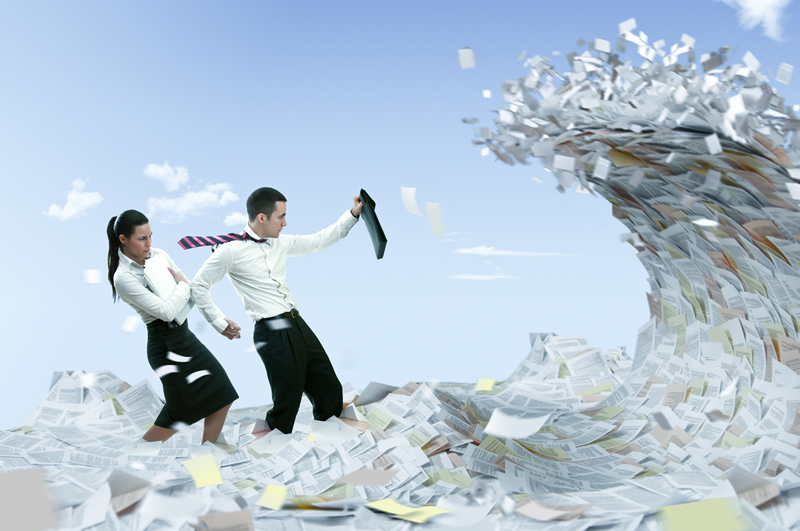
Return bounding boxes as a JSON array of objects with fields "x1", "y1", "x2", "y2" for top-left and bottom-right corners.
[{"x1": 107, "y1": 209, "x2": 149, "y2": 301}]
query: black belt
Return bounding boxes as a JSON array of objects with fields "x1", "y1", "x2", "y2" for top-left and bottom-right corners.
[
  {"x1": 257, "y1": 309, "x2": 299, "y2": 322},
  {"x1": 147, "y1": 319, "x2": 181, "y2": 331}
]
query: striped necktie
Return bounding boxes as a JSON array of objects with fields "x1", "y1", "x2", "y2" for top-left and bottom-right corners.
[{"x1": 178, "y1": 231, "x2": 266, "y2": 250}]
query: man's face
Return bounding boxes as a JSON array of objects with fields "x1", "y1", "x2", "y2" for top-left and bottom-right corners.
[{"x1": 262, "y1": 201, "x2": 287, "y2": 238}]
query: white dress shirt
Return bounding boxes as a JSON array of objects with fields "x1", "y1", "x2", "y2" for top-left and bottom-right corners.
[
  {"x1": 191, "y1": 210, "x2": 359, "y2": 333},
  {"x1": 114, "y1": 248, "x2": 192, "y2": 324}
]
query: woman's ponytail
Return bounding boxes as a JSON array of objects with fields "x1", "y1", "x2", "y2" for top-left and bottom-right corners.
[
  {"x1": 107, "y1": 209, "x2": 149, "y2": 302},
  {"x1": 107, "y1": 216, "x2": 121, "y2": 301}
]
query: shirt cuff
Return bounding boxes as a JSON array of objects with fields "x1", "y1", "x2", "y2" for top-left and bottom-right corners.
[
  {"x1": 176, "y1": 281, "x2": 191, "y2": 302},
  {"x1": 342, "y1": 209, "x2": 359, "y2": 229},
  {"x1": 212, "y1": 316, "x2": 229, "y2": 334}
]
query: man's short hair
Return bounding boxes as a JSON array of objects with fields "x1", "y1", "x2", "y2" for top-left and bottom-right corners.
[{"x1": 247, "y1": 187, "x2": 287, "y2": 222}]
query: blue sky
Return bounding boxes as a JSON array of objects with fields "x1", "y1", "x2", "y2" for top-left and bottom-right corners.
[{"x1": 2, "y1": 0, "x2": 799, "y2": 429}]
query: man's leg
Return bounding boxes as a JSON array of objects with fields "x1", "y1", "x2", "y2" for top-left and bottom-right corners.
[
  {"x1": 296, "y1": 315, "x2": 343, "y2": 421},
  {"x1": 253, "y1": 320, "x2": 306, "y2": 433}
]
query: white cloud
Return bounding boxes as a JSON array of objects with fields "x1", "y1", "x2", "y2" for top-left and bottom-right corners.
[
  {"x1": 455, "y1": 246, "x2": 577, "y2": 257},
  {"x1": 44, "y1": 178, "x2": 103, "y2": 221},
  {"x1": 143, "y1": 161, "x2": 190, "y2": 191},
  {"x1": 717, "y1": 0, "x2": 792, "y2": 41},
  {"x1": 224, "y1": 212, "x2": 249, "y2": 227},
  {"x1": 147, "y1": 183, "x2": 239, "y2": 224},
  {"x1": 452, "y1": 274, "x2": 515, "y2": 280}
]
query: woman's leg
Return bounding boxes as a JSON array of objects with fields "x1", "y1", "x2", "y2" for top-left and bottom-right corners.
[
  {"x1": 142, "y1": 425, "x2": 178, "y2": 442},
  {"x1": 202, "y1": 402, "x2": 233, "y2": 443}
]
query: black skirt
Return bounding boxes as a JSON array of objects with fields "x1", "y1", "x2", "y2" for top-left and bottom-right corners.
[{"x1": 146, "y1": 319, "x2": 239, "y2": 428}]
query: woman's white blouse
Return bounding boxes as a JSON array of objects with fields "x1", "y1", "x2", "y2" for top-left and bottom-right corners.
[{"x1": 114, "y1": 247, "x2": 191, "y2": 324}]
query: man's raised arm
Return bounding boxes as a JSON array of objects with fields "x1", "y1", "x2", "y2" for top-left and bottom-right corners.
[
  {"x1": 190, "y1": 245, "x2": 241, "y2": 340},
  {"x1": 285, "y1": 195, "x2": 364, "y2": 257}
]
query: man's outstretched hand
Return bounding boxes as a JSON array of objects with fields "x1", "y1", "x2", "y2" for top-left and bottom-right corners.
[
  {"x1": 351, "y1": 195, "x2": 364, "y2": 218},
  {"x1": 222, "y1": 318, "x2": 241, "y2": 340}
]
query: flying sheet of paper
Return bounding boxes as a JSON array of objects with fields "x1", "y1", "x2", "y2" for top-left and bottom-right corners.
[
  {"x1": 484, "y1": 410, "x2": 550, "y2": 439},
  {"x1": 777, "y1": 63, "x2": 793, "y2": 84},
  {"x1": 365, "y1": 498, "x2": 417, "y2": 515},
  {"x1": 198, "y1": 509, "x2": 255, "y2": 531},
  {"x1": 482, "y1": 90, "x2": 491, "y2": 98},
  {"x1": 353, "y1": 382, "x2": 398, "y2": 406},
  {"x1": 154, "y1": 365, "x2": 178, "y2": 379},
  {"x1": 705, "y1": 134, "x2": 722, "y2": 155},
  {"x1": 0, "y1": 469, "x2": 59, "y2": 530},
  {"x1": 475, "y1": 378, "x2": 495, "y2": 391},
  {"x1": 659, "y1": 497, "x2": 747, "y2": 531},
  {"x1": 181, "y1": 453, "x2": 223, "y2": 488},
  {"x1": 186, "y1": 370, "x2": 211, "y2": 384},
  {"x1": 395, "y1": 506, "x2": 451, "y2": 523},
  {"x1": 516, "y1": 501, "x2": 593, "y2": 521},
  {"x1": 256, "y1": 484, "x2": 288, "y2": 510},
  {"x1": 107, "y1": 469, "x2": 151, "y2": 514},
  {"x1": 335, "y1": 468, "x2": 399, "y2": 485},
  {"x1": 401, "y1": 187, "x2": 423, "y2": 216},
  {"x1": 121, "y1": 316, "x2": 140, "y2": 334},
  {"x1": 457, "y1": 47, "x2": 476, "y2": 69},
  {"x1": 166, "y1": 352, "x2": 191, "y2": 363},
  {"x1": 83, "y1": 269, "x2": 102, "y2": 284},
  {"x1": 742, "y1": 51, "x2": 760, "y2": 72},
  {"x1": 425, "y1": 203, "x2": 446, "y2": 239}
]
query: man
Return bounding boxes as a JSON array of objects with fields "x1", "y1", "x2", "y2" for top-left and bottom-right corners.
[{"x1": 191, "y1": 187, "x2": 363, "y2": 434}]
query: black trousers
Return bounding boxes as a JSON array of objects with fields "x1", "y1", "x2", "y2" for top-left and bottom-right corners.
[{"x1": 253, "y1": 313, "x2": 343, "y2": 434}]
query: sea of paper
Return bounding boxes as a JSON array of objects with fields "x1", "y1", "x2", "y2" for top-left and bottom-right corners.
[{"x1": 4, "y1": 19, "x2": 800, "y2": 530}]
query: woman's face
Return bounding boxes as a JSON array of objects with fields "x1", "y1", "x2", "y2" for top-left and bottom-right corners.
[{"x1": 120, "y1": 223, "x2": 152, "y2": 264}]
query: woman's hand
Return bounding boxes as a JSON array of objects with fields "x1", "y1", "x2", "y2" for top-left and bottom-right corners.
[{"x1": 168, "y1": 267, "x2": 189, "y2": 285}]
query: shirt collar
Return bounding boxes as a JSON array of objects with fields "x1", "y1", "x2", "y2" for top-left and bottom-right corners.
[
  {"x1": 244, "y1": 224, "x2": 271, "y2": 244},
  {"x1": 118, "y1": 248, "x2": 146, "y2": 270}
]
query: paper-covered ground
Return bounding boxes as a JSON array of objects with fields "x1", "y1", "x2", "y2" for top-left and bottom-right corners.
[{"x1": 5, "y1": 19, "x2": 800, "y2": 530}]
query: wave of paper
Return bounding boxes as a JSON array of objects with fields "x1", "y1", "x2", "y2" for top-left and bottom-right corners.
[{"x1": 471, "y1": 19, "x2": 800, "y2": 527}]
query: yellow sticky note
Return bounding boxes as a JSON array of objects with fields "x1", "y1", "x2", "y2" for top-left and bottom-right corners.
[
  {"x1": 366, "y1": 408, "x2": 393, "y2": 431},
  {"x1": 659, "y1": 497, "x2": 749, "y2": 531},
  {"x1": 476, "y1": 378, "x2": 495, "y2": 391},
  {"x1": 366, "y1": 498, "x2": 416, "y2": 515},
  {"x1": 257, "y1": 484, "x2": 288, "y2": 510},
  {"x1": 395, "y1": 506, "x2": 450, "y2": 523},
  {"x1": 306, "y1": 430, "x2": 316, "y2": 442},
  {"x1": 181, "y1": 453, "x2": 223, "y2": 488}
]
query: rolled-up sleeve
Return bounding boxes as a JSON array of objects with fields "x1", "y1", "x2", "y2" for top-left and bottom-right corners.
[
  {"x1": 191, "y1": 245, "x2": 234, "y2": 334},
  {"x1": 115, "y1": 273, "x2": 191, "y2": 323},
  {"x1": 285, "y1": 210, "x2": 358, "y2": 257}
]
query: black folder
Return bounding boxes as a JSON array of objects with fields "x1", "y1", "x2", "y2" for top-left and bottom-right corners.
[{"x1": 359, "y1": 189, "x2": 387, "y2": 259}]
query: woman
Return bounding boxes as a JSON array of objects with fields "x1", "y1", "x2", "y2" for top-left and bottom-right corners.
[{"x1": 107, "y1": 209, "x2": 238, "y2": 443}]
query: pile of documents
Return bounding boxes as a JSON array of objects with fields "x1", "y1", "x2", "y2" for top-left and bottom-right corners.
[
  {"x1": 4, "y1": 20, "x2": 800, "y2": 530},
  {"x1": 470, "y1": 17, "x2": 800, "y2": 530}
]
